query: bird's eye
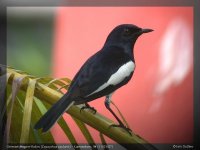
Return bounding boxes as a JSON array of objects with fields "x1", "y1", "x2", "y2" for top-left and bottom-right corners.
[{"x1": 123, "y1": 28, "x2": 131, "y2": 36}]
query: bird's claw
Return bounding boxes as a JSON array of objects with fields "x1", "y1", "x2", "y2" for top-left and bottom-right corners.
[
  {"x1": 80, "y1": 106, "x2": 97, "y2": 114},
  {"x1": 109, "y1": 124, "x2": 132, "y2": 136}
]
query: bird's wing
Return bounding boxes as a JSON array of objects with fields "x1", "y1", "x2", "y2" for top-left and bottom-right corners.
[{"x1": 67, "y1": 46, "x2": 133, "y2": 100}]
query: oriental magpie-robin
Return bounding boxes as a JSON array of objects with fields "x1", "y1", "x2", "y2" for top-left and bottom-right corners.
[{"x1": 34, "y1": 24, "x2": 153, "y2": 134}]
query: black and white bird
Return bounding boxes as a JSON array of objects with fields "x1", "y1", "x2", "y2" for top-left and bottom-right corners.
[{"x1": 34, "y1": 24, "x2": 153, "y2": 134}]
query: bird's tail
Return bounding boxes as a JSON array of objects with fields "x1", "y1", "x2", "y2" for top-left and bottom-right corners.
[{"x1": 34, "y1": 93, "x2": 74, "y2": 132}]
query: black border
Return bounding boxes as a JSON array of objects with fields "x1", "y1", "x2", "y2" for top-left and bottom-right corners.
[
  {"x1": 1, "y1": 0, "x2": 199, "y2": 149},
  {"x1": 0, "y1": 2, "x2": 7, "y2": 150},
  {"x1": 193, "y1": 0, "x2": 200, "y2": 149},
  {"x1": 3, "y1": 0, "x2": 194, "y2": 6}
]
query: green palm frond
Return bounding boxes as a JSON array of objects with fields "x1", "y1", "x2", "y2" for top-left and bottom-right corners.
[{"x1": 2, "y1": 66, "x2": 157, "y2": 150}]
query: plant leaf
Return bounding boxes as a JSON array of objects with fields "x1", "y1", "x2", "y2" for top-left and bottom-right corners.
[
  {"x1": 6, "y1": 74, "x2": 26, "y2": 142},
  {"x1": 7, "y1": 67, "x2": 158, "y2": 150},
  {"x1": 99, "y1": 132, "x2": 107, "y2": 145},
  {"x1": 45, "y1": 78, "x2": 71, "y2": 92},
  {"x1": 72, "y1": 117, "x2": 96, "y2": 145},
  {"x1": 34, "y1": 98, "x2": 78, "y2": 145},
  {"x1": 32, "y1": 98, "x2": 54, "y2": 143},
  {"x1": 57, "y1": 117, "x2": 79, "y2": 148},
  {"x1": 20, "y1": 79, "x2": 36, "y2": 143},
  {"x1": 31, "y1": 123, "x2": 43, "y2": 143}
]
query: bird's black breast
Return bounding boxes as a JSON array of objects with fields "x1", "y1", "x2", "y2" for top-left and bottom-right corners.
[{"x1": 67, "y1": 46, "x2": 135, "y2": 103}]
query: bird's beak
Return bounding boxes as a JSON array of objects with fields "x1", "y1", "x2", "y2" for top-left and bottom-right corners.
[{"x1": 141, "y1": 28, "x2": 154, "y2": 33}]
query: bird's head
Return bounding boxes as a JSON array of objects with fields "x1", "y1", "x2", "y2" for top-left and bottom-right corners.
[{"x1": 105, "y1": 24, "x2": 153, "y2": 49}]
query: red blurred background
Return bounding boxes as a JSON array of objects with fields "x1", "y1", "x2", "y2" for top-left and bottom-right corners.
[{"x1": 51, "y1": 7, "x2": 193, "y2": 144}]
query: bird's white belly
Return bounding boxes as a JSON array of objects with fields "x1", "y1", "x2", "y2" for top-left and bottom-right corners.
[{"x1": 86, "y1": 61, "x2": 135, "y2": 97}]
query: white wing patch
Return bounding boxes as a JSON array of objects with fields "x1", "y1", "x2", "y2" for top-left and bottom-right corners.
[{"x1": 86, "y1": 61, "x2": 135, "y2": 97}]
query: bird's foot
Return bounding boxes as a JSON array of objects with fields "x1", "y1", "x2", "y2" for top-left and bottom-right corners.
[
  {"x1": 109, "y1": 124, "x2": 132, "y2": 136},
  {"x1": 80, "y1": 105, "x2": 97, "y2": 114}
]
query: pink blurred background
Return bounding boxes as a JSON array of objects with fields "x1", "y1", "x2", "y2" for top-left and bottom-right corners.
[{"x1": 51, "y1": 7, "x2": 193, "y2": 144}]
